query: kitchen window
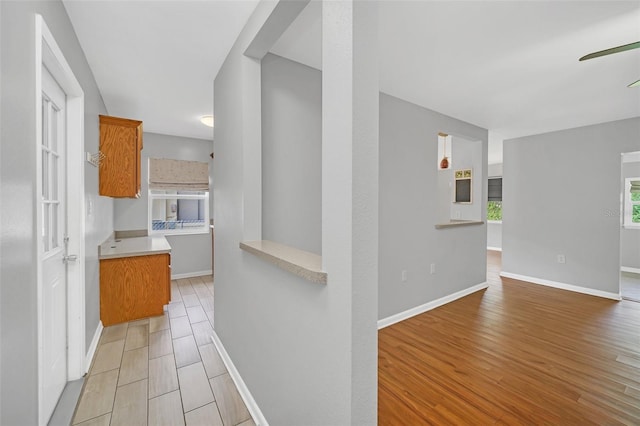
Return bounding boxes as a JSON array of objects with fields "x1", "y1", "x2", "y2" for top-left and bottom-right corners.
[{"x1": 148, "y1": 158, "x2": 210, "y2": 235}]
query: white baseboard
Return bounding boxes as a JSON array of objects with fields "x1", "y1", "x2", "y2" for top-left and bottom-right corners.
[
  {"x1": 621, "y1": 266, "x2": 640, "y2": 275},
  {"x1": 500, "y1": 271, "x2": 621, "y2": 301},
  {"x1": 210, "y1": 331, "x2": 268, "y2": 426},
  {"x1": 85, "y1": 321, "x2": 103, "y2": 374},
  {"x1": 377, "y1": 282, "x2": 488, "y2": 329},
  {"x1": 171, "y1": 269, "x2": 213, "y2": 280},
  {"x1": 487, "y1": 246, "x2": 502, "y2": 252}
]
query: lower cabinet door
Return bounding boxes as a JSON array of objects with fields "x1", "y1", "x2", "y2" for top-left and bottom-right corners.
[{"x1": 100, "y1": 253, "x2": 170, "y2": 326}]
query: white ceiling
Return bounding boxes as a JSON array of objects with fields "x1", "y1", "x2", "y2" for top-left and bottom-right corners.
[
  {"x1": 63, "y1": 1, "x2": 640, "y2": 160},
  {"x1": 271, "y1": 1, "x2": 640, "y2": 164},
  {"x1": 63, "y1": 0, "x2": 259, "y2": 141}
]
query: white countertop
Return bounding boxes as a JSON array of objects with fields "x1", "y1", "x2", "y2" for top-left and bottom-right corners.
[{"x1": 99, "y1": 235, "x2": 171, "y2": 260}]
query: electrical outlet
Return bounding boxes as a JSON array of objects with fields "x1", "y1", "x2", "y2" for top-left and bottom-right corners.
[
  {"x1": 557, "y1": 255, "x2": 566, "y2": 264},
  {"x1": 401, "y1": 270, "x2": 408, "y2": 282},
  {"x1": 430, "y1": 263, "x2": 436, "y2": 274}
]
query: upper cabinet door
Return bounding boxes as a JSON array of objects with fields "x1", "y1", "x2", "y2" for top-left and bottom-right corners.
[{"x1": 99, "y1": 115, "x2": 143, "y2": 198}]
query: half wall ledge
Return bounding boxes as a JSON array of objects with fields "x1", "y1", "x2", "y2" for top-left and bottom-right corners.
[
  {"x1": 239, "y1": 240, "x2": 327, "y2": 284},
  {"x1": 434, "y1": 220, "x2": 485, "y2": 229}
]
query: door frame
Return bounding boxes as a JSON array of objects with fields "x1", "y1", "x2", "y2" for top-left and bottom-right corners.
[
  {"x1": 35, "y1": 14, "x2": 86, "y2": 425},
  {"x1": 620, "y1": 151, "x2": 640, "y2": 299}
]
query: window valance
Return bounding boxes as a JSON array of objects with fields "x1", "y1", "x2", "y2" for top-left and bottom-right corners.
[{"x1": 148, "y1": 158, "x2": 209, "y2": 191}]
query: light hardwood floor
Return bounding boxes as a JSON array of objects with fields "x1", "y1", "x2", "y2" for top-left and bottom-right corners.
[
  {"x1": 379, "y1": 250, "x2": 640, "y2": 425},
  {"x1": 73, "y1": 276, "x2": 254, "y2": 426},
  {"x1": 622, "y1": 271, "x2": 640, "y2": 302}
]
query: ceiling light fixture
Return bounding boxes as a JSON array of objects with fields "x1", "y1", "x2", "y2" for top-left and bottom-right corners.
[{"x1": 200, "y1": 115, "x2": 214, "y2": 127}]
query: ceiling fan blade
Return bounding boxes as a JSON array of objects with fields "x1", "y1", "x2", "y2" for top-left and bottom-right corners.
[
  {"x1": 628, "y1": 79, "x2": 640, "y2": 88},
  {"x1": 579, "y1": 41, "x2": 640, "y2": 61}
]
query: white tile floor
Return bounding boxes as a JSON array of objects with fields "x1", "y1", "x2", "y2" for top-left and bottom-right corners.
[{"x1": 72, "y1": 276, "x2": 254, "y2": 426}]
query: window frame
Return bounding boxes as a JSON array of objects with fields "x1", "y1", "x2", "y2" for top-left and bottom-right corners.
[
  {"x1": 624, "y1": 177, "x2": 640, "y2": 229},
  {"x1": 148, "y1": 189, "x2": 210, "y2": 236}
]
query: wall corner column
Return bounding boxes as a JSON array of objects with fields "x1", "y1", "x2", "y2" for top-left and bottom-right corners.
[{"x1": 322, "y1": 0, "x2": 379, "y2": 423}]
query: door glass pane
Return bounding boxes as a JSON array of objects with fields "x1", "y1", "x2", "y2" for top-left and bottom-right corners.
[
  {"x1": 51, "y1": 154, "x2": 58, "y2": 201},
  {"x1": 42, "y1": 203, "x2": 50, "y2": 252},
  {"x1": 42, "y1": 150, "x2": 49, "y2": 199},
  {"x1": 50, "y1": 106, "x2": 58, "y2": 152},
  {"x1": 51, "y1": 203, "x2": 58, "y2": 249},
  {"x1": 42, "y1": 99, "x2": 49, "y2": 148}
]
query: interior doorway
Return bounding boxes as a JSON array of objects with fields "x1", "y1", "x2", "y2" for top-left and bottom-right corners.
[{"x1": 620, "y1": 151, "x2": 640, "y2": 302}]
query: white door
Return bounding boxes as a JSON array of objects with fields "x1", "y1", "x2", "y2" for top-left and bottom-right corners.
[{"x1": 41, "y1": 65, "x2": 68, "y2": 422}]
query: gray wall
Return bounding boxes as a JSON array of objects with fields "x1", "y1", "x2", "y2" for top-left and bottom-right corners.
[
  {"x1": 215, "y1": 34, "x2": 348, "y2": 426},
  {"x1": 114, "y1": 132, "x2": 213, "y2": 276},
  {"x1": 379, "y1": 93, "x2": 489, "y2": 319},
  {"x1": 259, "y1": 55, "x2": 490, "y2": 323},
  {"x1": 487, "y1": 222, "x2": 502, "y2": 250},
  {"x1": 503, "y1": 118, "x2": 640, "y2": 294},
  {"x1": 0, "y1": 1, "x2": 111, "y2": 423},
  {"x1": 261, "y1": 53, "x2": 321, "y2": 254},
  {"x1": 621, "y1": 160, "x2": 640, "y2": 270},
  {"x1": 212, "y1": 1, "x2": 383, "y2": 422}
]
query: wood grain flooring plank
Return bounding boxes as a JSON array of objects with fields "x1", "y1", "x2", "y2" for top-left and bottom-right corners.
[
  {"x1": 184, "y1": 402, "x2": 223, "y2": 426},
  {"x1": 149, "y1": 312, "x2": 170, "y2": 333},
  {"x1": 379, "y1": 252, "x2": 640, "y2": 425},
  {"x1": 173, "y1": 334, "x2": 201, "y2": 368},
  {"x1": 177, "y1": 362, "x2": 215, "y2": 413},
  {"x1": 118, "y1": 346, "x2": 148, "y2": 386},
  {"x1": 148, "y1": 390, "x2": 185, "y2": 426},
  {"x1": 90, "y1": 339, "x2": 125, "y2": 375},
  {"x1": 198, "y1": 343, "x2": 227, "y2": 379},
  {"x1": 149, "y1": 353, "x2": 179, "y2": 398},
  {"x1": 149, "y1": 329, "x2": 173, "y2": 359},
  {"x1": 210, "y1": 373, "x2": 251, "y2": 426},
  {"x1": 123, "y1": 324, "x2": 148, "y2": 351},
  {"x1": 72, "y1": 369, "x2": 119, "y2": 424},
  {"x1": 110, "y1": 379, "x2": 147, "y2": 426}
]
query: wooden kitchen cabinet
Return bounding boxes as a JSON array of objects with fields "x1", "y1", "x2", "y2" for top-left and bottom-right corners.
[
  {"x1": 100, "y1": 253, "x2": 170, "y2": 326},
  {"x1": 99, "y1": 115, "x2": 143, "y2": 198}
]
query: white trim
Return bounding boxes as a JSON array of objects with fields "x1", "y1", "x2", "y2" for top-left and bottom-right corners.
[
  {"x1": 377, "y1": 282, "x2": 488, "y2": 329},
  {"x1": 487, "y1": 220, "x2": 502, "y2": 224},
  {"x1": 85, "y1": 322, "x2": 103, "y2": 374},
  {"x1": 487, "y1": 246, "x2": 502, "y2": 252},
  {"x1": 171, "y1": 270, "x2": 213, "y2": 280},
  {"x1": 210, "y1": 331, "x2": 268, "y2": 426},
  {"x1": 500, "y1": 271, "x2": 621, "y2": 300},
  {"x1": 622, "y1": 151, "x2": 640, "y2": 163},
  {"x1": 36, "y1": 15, "x2": 86, "y2": 425},
  {"x1": 621, "y1": 266, "x2": 640, "y2": 275}
]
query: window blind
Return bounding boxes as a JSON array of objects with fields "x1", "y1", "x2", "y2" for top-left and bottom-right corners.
[
  {"x1": 631, "y1": 180, "x2": 640, "y2": 194},
  {"x1": 149, "y1": 158, "x2": 209, "y2": 191},
  {"x1": 488, "y1": 177, "x2": 502, "y2": 201}
]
